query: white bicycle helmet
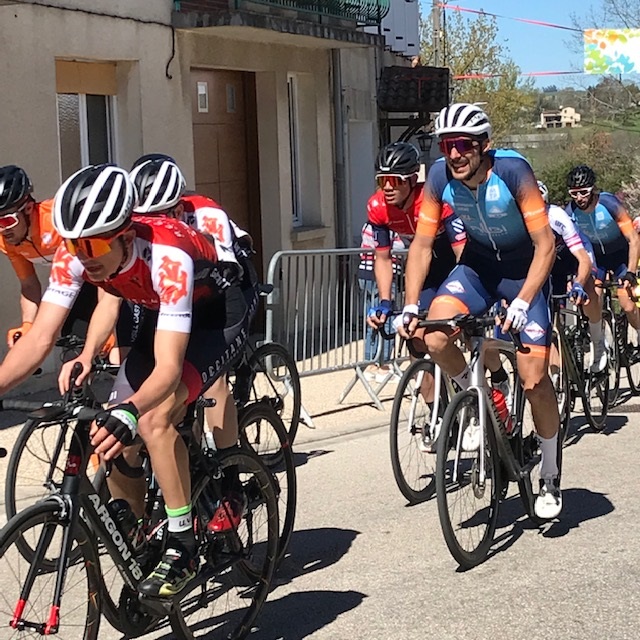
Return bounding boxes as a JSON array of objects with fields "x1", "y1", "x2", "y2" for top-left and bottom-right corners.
[
  {"x1": 537, "y1": 180, "x2": 549, "y2": 204},
  {"x1": 53, "y1": 164, "x2": 135, "y2": 238},
  {"x1": 434, "y1": 103, "x2": 492, "y2": 139},
  {"x1": 130, "y1": 159, "x2": 186, "y2": 214}
]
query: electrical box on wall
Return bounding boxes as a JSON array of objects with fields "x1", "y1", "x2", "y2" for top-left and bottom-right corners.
[{"x1": 377, "y1": 65, "x2": 450, "y2": 113}]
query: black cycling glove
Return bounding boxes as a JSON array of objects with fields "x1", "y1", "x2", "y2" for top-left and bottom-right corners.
[{"x1": 95, "y1": 402, "x2": 140, "y2": 446}]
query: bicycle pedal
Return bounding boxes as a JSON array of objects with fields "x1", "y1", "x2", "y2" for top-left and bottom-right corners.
[{"x1": 137, "y1": 593, "x2": 177, "y2": 614}]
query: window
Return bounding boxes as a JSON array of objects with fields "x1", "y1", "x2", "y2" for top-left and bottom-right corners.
[
  {"x1": 287, "y1": 74, "x2": 302, "y2": 228},
  {"x1": 57, "y1": 94, "x2": 115, "y2": 180},
  {"x1": 55, "y1": 60, "x2": 118, "y2": 180}
]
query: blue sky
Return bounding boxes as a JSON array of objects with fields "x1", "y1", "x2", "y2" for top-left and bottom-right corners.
[{"x1": 420, "y1": 1, "x2": 607, "y2": 88}]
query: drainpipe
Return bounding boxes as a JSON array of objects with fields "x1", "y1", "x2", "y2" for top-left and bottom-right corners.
[{"x1": 332, "y1": 48, "x2": 351, "y2": 248}]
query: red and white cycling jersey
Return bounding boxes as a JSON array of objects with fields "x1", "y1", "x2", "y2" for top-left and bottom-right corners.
[
  {"x1": 41, "y1": 217, "x2": 219, "y2": 333},
  {"x1": 180, "y1": 193, "x2": 250, "y2": 265}
]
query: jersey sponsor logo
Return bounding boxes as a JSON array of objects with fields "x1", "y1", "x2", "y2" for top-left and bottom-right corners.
[
  {"x1": 200, "y1": 216, "x2": 226, "y2": 242},
  {"x1": 452, "y1": 218, "x2": 465, "y2": 234},
  {"x1": 486, "y1": 185, "x2": 501, "y2": 201},
  {"x1": 445, "y1": 280, "x2": 465, "y2": 294},
  {"x1": 157, "y1": 256, "x2": 189, "y2": 305},
  {"x1": 487, "y1": 207, "x2": 507, "y2": 218},
  {"x1": 50, "y1": 251, "x2": 74, "y2": 286},
  {"x1": 523, "y1": 321, "x2": 545, "y2": 342}
]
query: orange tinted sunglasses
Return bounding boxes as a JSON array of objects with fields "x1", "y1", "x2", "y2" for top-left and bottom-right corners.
[
  {"x1": 64, "y1": 229, "x2": 127, "y2": 258},
  {"x1": 376, "y1": 174, "x2": 411, "y2": 189}
]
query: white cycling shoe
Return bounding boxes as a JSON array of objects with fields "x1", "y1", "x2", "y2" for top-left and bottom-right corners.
[
  {"x1": 535, "y1": 476, "x2": 562, "y2": 519},
  {"x1": 590, "y1": 340, "x2": 608, "y2": 374},
  {"x1": 461, "y1": 418, "x2": 481, "y2": 452}
]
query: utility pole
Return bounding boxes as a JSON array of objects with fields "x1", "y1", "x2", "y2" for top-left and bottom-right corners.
[{"x1": 432, "y1": 0, "x2": 442, "y2": 67}]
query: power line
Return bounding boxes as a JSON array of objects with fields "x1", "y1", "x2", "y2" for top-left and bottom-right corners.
[{"x1": 439, "y1": 3, "x2": 583, "y2": 33}]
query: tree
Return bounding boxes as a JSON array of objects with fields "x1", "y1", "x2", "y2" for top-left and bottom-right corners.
[{"x1": 419, "y1": 10, "x2": 536, "y2": 140}]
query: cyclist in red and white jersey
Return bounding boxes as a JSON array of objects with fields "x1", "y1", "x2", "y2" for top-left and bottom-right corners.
[{"x1": 0, "y1": 165, "x2": 249, "y2": 597}]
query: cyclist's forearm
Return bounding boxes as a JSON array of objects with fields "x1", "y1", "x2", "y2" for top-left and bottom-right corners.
[
  {"x1": 628, "y1": 231, "x2": 640, "y2": 273},
  {"x1": 573, "y1": 249, "x2": 592, "y2": 287},
  {"x1": 517, "y1": 229, "x2": 555, "y2": 303},
  {"x1": 83, "y1": 295, "x2": 121, "y2": 358},
  {"x1": 374, "y1": 251, "x2": 394, "y2": 301},
  {"x1": 19, "y1": 277, "x2": 41, "y2": 324}
]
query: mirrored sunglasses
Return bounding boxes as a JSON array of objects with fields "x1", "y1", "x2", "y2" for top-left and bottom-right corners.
[
  {"x1": 375, "y1": 174, "x2": 411, "y2": 189},
  {"x1": 64, "y1": 228, "x2": 128, "y2": 258},
  {"x1": 438, "y1": 137, "x2": 479, "y2": 156},
  {"x1": 568, "y1": 187, "x2": 593, "y2": 198}
]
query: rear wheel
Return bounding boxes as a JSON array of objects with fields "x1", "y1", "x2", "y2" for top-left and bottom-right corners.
[
  {"x1": 239, "y1": 401, "x2": 296, "y2": 564},
  {"x1": 603, "y1": 311, "x2": 620, "y2": 406},
  {"x1": 621, "y1": 314, "x2": 640, "y2": 393},
  {"x1": 247, "y1": 343, "x2": 302, "y2": 445},
  {"x1": 436, "y1": 389, "x2": 501, "y2": 569},
  {"x1": 169, "y1": 449, "x2": 279, "y2": 640},
  {"x1": 0, "y1": 500, "x2": 102, "y2": 639},
  {"x1": 550, "y1": 328, "x2": 571, "y2": 443},
  {"x1": 389, "y1": 359, "x2": 447, "y2": 504}
]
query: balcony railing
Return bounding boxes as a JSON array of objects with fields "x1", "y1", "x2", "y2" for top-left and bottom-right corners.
[
  {"x1": 234, "y1": 0, "x2": 389, "y2": 25},
  {"x1": 174, "y1": 0, "x2": 391, "y2": 25}
]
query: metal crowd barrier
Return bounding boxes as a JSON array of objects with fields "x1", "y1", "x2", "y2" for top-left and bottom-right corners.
[{"x1": 264, "y1": 248, "x2": 409, "y2": 421}]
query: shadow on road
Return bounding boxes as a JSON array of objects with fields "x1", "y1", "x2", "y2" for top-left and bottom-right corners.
[
  {"x1": 565, "y1": 413, "x2": 628, "y2": 447},
  {"x1": 291, "y1": 448, "x2": 332, "y2": 471},
  {"x1": 253, "y1": 589, "x2": 367, "y2": 639}
]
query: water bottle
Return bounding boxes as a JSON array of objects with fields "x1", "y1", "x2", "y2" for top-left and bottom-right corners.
[
  {"x1": 491, "y1": 388, "x2": 513, "y2": 435},
  {"x1": 107, "y1": 498, "x2": 142, "y2": 547}
]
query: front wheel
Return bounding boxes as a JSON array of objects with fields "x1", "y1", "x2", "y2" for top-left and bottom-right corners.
[
  {"x1": 603, "y1": 312, "x2": 620, "y2": 406},
  {"x1": 436, "y1": 389, "x2": 501, "y2": 569},
  {"x1": 0, "y1": 500, "x2": 102, "y2": 639},
  {"x1": 389, "y1": 359, "x2": 447, "y2": 503},
  {"x1": 169, "y1": 449, "x2": 279, "y2": 640},
  {"x1": 621, "y1": 314, "x2": 640, "y2": 394}
]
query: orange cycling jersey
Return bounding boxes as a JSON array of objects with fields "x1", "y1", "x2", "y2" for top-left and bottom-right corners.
[{"x1": 0, "y1": 199, "x2": 59, "y2": 280}]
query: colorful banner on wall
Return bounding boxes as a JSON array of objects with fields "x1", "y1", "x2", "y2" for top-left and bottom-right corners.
[{"x1": 585, "y1": 29, "x2": 640, "y2": 74}]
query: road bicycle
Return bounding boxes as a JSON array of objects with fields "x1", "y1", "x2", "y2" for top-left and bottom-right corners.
[
  {"x1": 432, "y1": 314, "x2": 564, "y2": 569},
  {"x1": 551, "y1": 294, "x2": 609, "y2": 432},
  {"x1": 0, "y1": 372, "x2": 279, "y2": 639}
]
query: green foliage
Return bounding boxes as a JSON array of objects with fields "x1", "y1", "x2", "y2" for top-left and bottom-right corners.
[{"x1": 419, "y1": 10, "x2": 536, "y2": 141}]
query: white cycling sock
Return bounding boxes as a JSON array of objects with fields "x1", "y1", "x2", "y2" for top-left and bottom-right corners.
[
  {"x1": 538, "y1": 433, "x2": 559, "y2": 480},
  {"x1": 453, "y1": 365, "x2": 471, "y2": 390},
  {"x1": 589, "y1": 321, "x2": 604, "y2": 345}
]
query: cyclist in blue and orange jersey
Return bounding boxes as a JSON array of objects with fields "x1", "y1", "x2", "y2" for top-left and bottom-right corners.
[
  {"x1": 128, "y1": 156, "x2": 258, "y2": 531},
  {"x1": 0, "y1": 165, "x2": 99, "y2": 347},
  {"x1": 566, "y1": 165, "x2": 640, "y2": 361},
  {"x1": 400, "y1": 103, "x2": 562, "y2": 519},
  {"x1": 0, "y1": 164, "x2": 253, "y2": 598}
]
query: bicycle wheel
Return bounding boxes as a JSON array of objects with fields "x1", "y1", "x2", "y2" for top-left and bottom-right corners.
[
  {"x1": 169, "y1": 449, "x2": 279, "y2": 640},
  {"x1": 436, "y1": 389, "x2": 501, "y2": 569},
  {"x1": 389, "y1": 358, "x2": 447, "y2": 503},
  {"x1": 621, "y1": 315, "x2": 640, "y2": 394},
  {"x1": 584, "y1": 367, "x2": 609, "y2": 431},
  {"x1": 247, "y1": 343, "x2": 302, "y2": 444},
  {"x1": 603, "y1": 311, "x2": 620, "y2": 406},
  {"x1": 239, "y1": 401, "x2": 296, "y2": 564},
  {"x1": 0, "y1": 500, "x2": 102, "y2": 639},
  {"x1": 551, "y1": 328, "x2": 571, "y2": 442}
]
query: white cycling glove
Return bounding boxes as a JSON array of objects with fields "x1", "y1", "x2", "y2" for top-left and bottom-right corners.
[
  {"x1": 505, "y1": 297, "x2": 529, "y2": 332},
  {"x1": 400, "y1": 304, "x2": 419, "y2": 331}
]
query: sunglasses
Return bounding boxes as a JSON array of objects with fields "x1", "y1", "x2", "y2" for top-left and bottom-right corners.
[
  {"x1": 64, "y1": 229, "x2": 127, "y2": 258},
  {"x1": 568, "y1": 187, "x2": 593, "y2": 198},
  {"x1": 438, "y1": 137, "x2": 480, "y2": 156},
  {"x1": 375, "y1": 174, "x2": 412, "y2": 189},
  {"x1": 0, "y1": 201, "x2": 29, "y2": 231}
]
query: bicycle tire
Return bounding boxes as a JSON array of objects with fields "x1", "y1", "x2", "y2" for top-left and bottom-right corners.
[
  {"x1": 239, "y1": 401, "x2": 296, "y2": 565},
  {"x1": 551, "y1": 328, "x2": 571, "y2": 443},
  {"x1": 247, "y1": 342, "x2": 302, "y2": 444},
  {"x1": 584, "y1": 368, "x2": 609, "y2": 431},
  {"x1": 436, "y1": 388, "x2": 501, "y2": 569},
  {"x1": 5, "y1": 417, "x2": 109, "y2": 565},
  {"x1": 603, "y1": 311, "x2": 620, "y2": 406},
  {"x1": 620, "y1": 314, "x2": 640, "y2": 394},
  {"x1": 169, "y1": 448, "x2": 279, "y2": 640},
  {"x1": 0, "y1": 499, "x2": 102, "y2": 639},
  {"x1": 389, "y1": 358, "x2": 446, "y2": 503}
]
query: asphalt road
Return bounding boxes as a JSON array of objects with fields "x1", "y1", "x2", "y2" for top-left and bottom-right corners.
[{"x1": 1, "y1": 391, "x2": 640, "y2": 639}]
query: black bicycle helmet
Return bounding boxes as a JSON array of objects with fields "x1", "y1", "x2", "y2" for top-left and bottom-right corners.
[
  {"x1": 53, "y1": 164, "x2": 135, "y2": 238},
  {"x1": 567, "y1": 165, "x2": 596, "y2": 189},
  {"x1": 375, "y1": 142, "x2": 421, "y2": 176},
  {"x1": 130, "y1": 153, "x2": 176, "y2": 172},
  {"x1": 0, "y1": 165, "x2": 33, "y2": 212}
]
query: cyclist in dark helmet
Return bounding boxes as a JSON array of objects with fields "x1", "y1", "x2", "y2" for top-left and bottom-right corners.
[{"x1": 566, "y1": 164, "x2": 640, "y2": 364}]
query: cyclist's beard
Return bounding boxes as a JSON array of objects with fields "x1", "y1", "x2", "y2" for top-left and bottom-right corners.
[{"x1": 574, "y1": 192, "x2": 596, "y2": 211}]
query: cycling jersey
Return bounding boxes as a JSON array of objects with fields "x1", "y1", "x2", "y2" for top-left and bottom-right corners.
[
  {"x1": 0, "y1": 199, "x2": 59, "y2": 280},
  {"x1": 566, "y1": 192, "x2": 633, "y2": 257},
  {"x1": 548, "y1": 204, "x2": 595, "y2": 264},
  {"x1": 42, "y1": 217, "x2": 219, "y2": 334},
  {"x1": 181, "y1": 193, "x2": 251, "y2": 264},
  {"x1": 418, "y1": 150, "x2": 548, "y2": 269}
]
